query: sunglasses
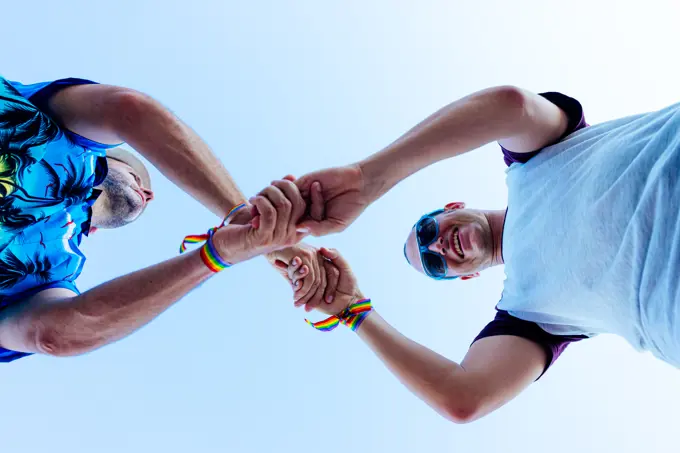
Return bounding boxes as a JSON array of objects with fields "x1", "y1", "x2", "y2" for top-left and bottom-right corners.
[{"x1": 406, "y1": 209, "x2": 458, "y2": 280}]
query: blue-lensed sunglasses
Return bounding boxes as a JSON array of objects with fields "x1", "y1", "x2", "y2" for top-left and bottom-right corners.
[{"x1": 404, "y1": 209, "x2": 458, "y2": 280}]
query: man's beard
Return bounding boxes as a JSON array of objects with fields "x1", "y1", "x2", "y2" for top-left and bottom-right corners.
[{"x1": 97, "y1": 170, "x2": 142, "y2": 228}]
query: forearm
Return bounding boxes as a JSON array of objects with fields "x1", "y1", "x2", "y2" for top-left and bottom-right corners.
[
  {"x1": 115, "y1": 91, "x2": 247, "y2": 218},
  {"x1": 1, "y1": 249, "x2": 214, "y2": 356},
  {"x1": 358, "y1": 86, "x2": 527, "y2": 201},
  {"x1": 356, "y1": 311, "x2": 474, "y2": 422}
]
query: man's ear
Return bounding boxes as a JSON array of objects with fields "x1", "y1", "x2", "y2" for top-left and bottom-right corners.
[
  {"x1": 445, "y1": 201, "x2": 466, "y2": 211},
  {"x1": 460, "y1": 272, "x2": 480, "y2": 281},
  {"x1": 88, "y1": 227, "x2": 98, "y2": 235}
]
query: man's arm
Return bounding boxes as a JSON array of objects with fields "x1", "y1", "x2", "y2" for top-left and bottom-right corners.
[
  {"x1": 356, "y1": 311, "x2": 546, "y2": 423},
  {"x1": 289, "y1": 248, "x2": 546, "y2": 423},
  {"x1": 0, "y1": 249, "x2": 212, "y2": 356},
  {"x1": 359, "y1": 85, "x2": 569, "y2": 201},
  {"x1": 0, "y1": 181, "x2": 308, "y2": 357},
  {"x1": 47, "y1": 84, "x2": 247, "y2": 219}
]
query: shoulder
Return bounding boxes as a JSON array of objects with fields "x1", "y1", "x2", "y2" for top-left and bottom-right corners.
[{"x1": 502, "y1": 92, "x2": 590, "y2": 167}]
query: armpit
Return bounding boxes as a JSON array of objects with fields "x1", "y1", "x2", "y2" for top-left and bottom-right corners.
[{"x1": 472, "y1": 309, "x2": 587, "y2": 379}]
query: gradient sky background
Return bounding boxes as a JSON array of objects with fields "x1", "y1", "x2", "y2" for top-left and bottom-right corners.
[{"x1": 3, "y1": 1, "x2": 680, "y2": 452}]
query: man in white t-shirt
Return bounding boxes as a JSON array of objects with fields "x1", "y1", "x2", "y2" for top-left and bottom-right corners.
[{"x1": 275, "y1": 85, "x2": 680, "y2": 423}]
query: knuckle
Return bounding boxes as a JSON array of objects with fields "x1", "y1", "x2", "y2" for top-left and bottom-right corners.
[{"x1": 278, "y1": 179, "x2": 294, "y2": 191}]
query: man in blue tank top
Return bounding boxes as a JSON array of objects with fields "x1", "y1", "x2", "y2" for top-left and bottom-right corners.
[{"x1": 0, "y1": 76, "x2": 315, "y2": 362}]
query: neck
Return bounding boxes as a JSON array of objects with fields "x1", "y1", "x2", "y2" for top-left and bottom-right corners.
[
  {"x1": 485, "y1": 209, "x2": 506, "y2": 266},
  {"x1": 89, "y1": 193, "x2": 112, "y2": 229}
]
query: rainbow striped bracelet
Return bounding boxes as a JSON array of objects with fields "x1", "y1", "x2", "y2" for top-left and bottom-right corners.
[
  {"x1": 179, "y1": 203, "x2": 247, "y2": 272},
  {"x1": 305, "y1": 299, "x2": 373, "y2": 332}
]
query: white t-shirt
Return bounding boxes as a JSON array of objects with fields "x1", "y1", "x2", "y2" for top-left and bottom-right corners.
[{"x1": 499, "y1": 100, "x2": 680, "y2": 367}]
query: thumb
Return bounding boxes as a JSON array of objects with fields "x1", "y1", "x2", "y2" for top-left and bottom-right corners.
[
  {"x1": 309, "y1": 181, "x2": 324, "y2": 220},
  {"x1": 282, "y1": 174, "x2": 296, "y2": 182},
  {"x1": 319, "y1": 247, "x2": 351, "y2": 270},
  {"x1": 295, "y1": 230, "x2": 310, "y2": 242},
  {"x1": 296, "y1": 219, "x2": 324, "y2": 237}
]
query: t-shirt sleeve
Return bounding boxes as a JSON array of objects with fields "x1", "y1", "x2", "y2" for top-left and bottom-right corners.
[
  {"x1": 472, "y1": 310, "x2": 586, "y2": 379},
  {"x1": 502, "y1": 92, "x2": 589, "y2": 167},
  {"x1": 8, "y1": 78, "x2": 120, "y2": 152}
]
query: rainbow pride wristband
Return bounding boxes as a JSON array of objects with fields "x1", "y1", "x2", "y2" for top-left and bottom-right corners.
[
  {"x1": 305, "y1": 299, "x2": 373, "y2": 332},
  {"x1": 179, "y1": 203, "x2": 247, "y2": 272},
  {"x1": 199, "y1": 234, "x2": 231, "y2": 272}
]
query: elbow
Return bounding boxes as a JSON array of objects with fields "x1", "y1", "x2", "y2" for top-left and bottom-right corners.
[
  {"x1": 441, "y1": 396, "x2": 484, "y2": 425},
  {"x1": 110, "y1": 88, "x2": 156, "y2": 126},
  {"x1": 35, "y1": 327, "x2": 100, "y2": 358}
]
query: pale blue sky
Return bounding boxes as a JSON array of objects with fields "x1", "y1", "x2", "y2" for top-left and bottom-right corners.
[{"x1": 3, "y1": 1, "x2": 680, "y2": 452}]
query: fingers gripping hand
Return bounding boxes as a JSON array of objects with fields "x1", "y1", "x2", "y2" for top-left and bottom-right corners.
[
  {"x1": 273, "y1": 244, "x2": 325, "y2": 309},
  {"x1": 314, "y1": 247, "x2": 363, "y2": 315},
  {"x1": 247, "y1": 181, "x2": 308, "y2": 253},
  {"x1": 215, "y1": 181, "x2": 309, "y2": 264},
  {"x1": 285, "y1": 250, "x2": 326, "y2": 312},
  {"x1": 321, "y1": 257, "x2": 340, "y2": 305},
  {"x1": 291, "y1": 165, "x2": 367, "y2": 237},
  {"x1": 280, "y1": 248, "x2": 343, "y2": 313},
  {"x1": 309, "y1": 181, "x2": 325, "y2": 222},
  {"x1": 284, "y1": 247, "x2": 357, "y2": 316},
  {"x1": 268, "y1": 179, "x2": 308, "y2": 237}
]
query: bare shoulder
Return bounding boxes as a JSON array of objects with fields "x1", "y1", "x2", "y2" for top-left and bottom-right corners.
[
  {"x1": 46, "y1": 83, "x2": 132, "y2": 145},
  {"x1": 497, "y1": 87, "x2": 570, "y2": 153}
]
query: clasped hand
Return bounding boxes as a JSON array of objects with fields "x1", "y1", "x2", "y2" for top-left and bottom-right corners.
[{"x1": 213, "y1": 166, "x2": 369, "y2": 315}]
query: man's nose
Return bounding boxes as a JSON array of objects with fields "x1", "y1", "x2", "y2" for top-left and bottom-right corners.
[
  {"x1": 143, "y1": 188, "x2": 154, "y2": 202},
  {"x1": 428, "y1": 237, "x2": 444, "y2": 254}
]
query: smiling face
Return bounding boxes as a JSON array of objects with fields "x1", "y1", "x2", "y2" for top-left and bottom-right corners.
[
  {"x1": 404, "y1": 203, "x2": 497, "y2": 279},
  {"x1": 91, "y1": 157, "x2": 154, "y2": 229}
]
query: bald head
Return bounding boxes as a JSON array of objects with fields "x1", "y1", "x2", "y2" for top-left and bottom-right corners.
[{"x1": 404, "y1": 229, "x2": 427, "y2": 275}]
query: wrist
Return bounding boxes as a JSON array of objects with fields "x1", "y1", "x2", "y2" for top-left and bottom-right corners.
[
  {"x1": 353, "y1": 308, "x2": 378, "y2": 336},
  {"x1": 187, "y1": 247, "x2": 218, "y2": 280},
  {"x1": 342, "y1": 297, "x2": 372, "y2": 332},
  {"x1": 354, "y1": 307, "x2": 376, "y2": 332},
  {"x1": 357, "y1": 157, "x2": 393, "y2": 203},
  {"x1": 200, "y1": 234, "x2": 234, "y2": 272},
  {"x1": 227, "y1": 204, "x2": 253, "y2": 225},
  {"x1": 306, "y1": 297, "x2": 372, "y2": 332},
  {"x1": 179, "y1": 203, "x2": 250, "y2": 271}
]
